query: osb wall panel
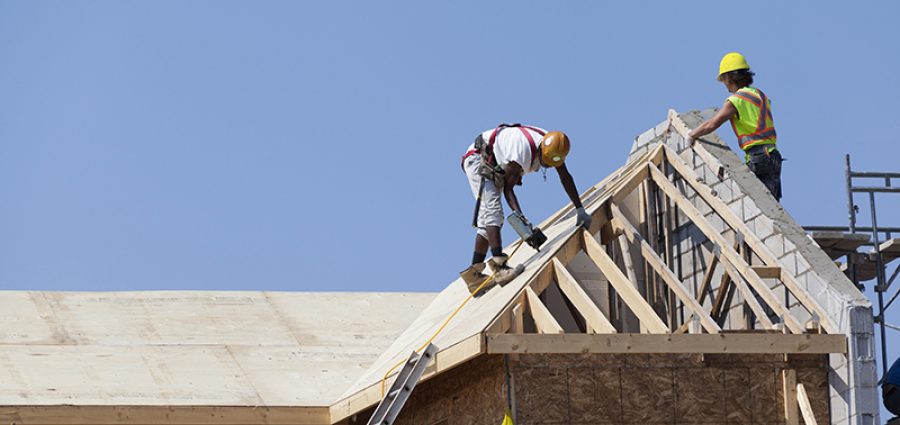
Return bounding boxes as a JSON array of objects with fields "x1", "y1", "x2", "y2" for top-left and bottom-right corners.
[
  {"x1": 512, "y1": 353, "x2": 830, "y2": 425},
  {"x1": 389, "y1": 354, "x2": 507, "y2": 425}
]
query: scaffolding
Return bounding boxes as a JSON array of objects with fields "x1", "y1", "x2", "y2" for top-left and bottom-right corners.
[{"x1": 806, "y1": 154, "x2": 900, "y2": 375}]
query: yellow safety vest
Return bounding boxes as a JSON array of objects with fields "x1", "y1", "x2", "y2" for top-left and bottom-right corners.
[{"x1": 727, "y1": 87, "x2": 777, "y2": 151}]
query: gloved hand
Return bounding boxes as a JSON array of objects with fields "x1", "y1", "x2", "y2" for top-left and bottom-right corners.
[
  {"x1": 513, "y1": 210, "x2": 533, "y2": 230},
  {"x1": 576, "y1": 207, "x2": 592, "y2": 230}
]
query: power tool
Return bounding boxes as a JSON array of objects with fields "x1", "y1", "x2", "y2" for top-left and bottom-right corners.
[{"x1": 507, "y1": 212, "x2": 547, "y2": 251}]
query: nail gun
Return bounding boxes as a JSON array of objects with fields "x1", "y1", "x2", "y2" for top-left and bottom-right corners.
[{"x1": 507, "y1": 212, "x2": 548, "y2": 251}]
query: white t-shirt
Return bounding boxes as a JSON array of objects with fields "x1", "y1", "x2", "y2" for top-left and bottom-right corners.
[{"x1": 466, "y1": 125, "x2": 546, "y2": 175}]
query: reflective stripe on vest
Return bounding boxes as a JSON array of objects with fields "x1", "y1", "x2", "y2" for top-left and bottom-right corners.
[{"x1": 728, "y1": 87, "x2": 777, "y2": 151}]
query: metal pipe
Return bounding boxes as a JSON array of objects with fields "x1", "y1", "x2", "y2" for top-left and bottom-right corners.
[
  {"x1": 851, "y1": 186, "x2": 900, "y2": 194},
  {"x1": 846, "y1": 154, "x2": 856, "y2": 233},
  {"x1": 802, "y1": 225, "x2": 900, "y2": 233},
  {"x1": 850, "y1": 171, "x2": 900, "y2": 178},
  {"x1": 870, "y1": 191, "x2": 888, "y2": 376}
]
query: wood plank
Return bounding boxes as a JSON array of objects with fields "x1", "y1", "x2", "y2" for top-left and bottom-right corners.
[
  {"x1": 525, "y1": 286, "x2": 564, "y2": 334},
  {"x1": 581, "y1": 230, "x2": 669, "y2": 334},
  {"x1": 720, "y1": 259, "x2": 776, "y2": 329},
  {"x1": 697, "y1": 247, "x2": 720, "y2": 305},
  {"x1": 783, "y1": 369, "x2": 799, "y2": 425},
  {"x1": 675, "y1": 246, "x2": 721, "y2": 334},
  {"x1": 611, "y1": 207, "x2": 720, "y2": 334},
  {"x1": 753, "y1": 266, "x2": 782, "y2": 279},
  {"x1": 485, "y1": 333, "x2": 847, "y2": 354},
  {"x1": 648, "y1": 164, "x2": 804, "y2": 334},
  {"x1": 511, "y1": 295, "x2": 525, "y2": 334},
  {"x1": 796, "y1": 383, "x2": 819, "y2": 425},
  {"x1": 661, "y1": 145, "x2": 838, "y2": 334},
  {"x1": 0, "y1": 406, "x2": 330, "y2": 425},
  {"x1": 552, "y1": 258, "x2": 617, "y2": 334}
]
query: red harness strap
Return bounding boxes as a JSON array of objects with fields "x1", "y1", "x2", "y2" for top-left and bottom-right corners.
[
  {"x1": 488, "y1": 124, "x2": 542, "y2": 167},
  {"x1": 461, "y1": 124, "x2": 544, "y2": 169}
]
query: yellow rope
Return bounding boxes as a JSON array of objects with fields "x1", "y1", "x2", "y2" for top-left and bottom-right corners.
[{"x1": 380, "y1": 240, "x2": 526, "y2": 396}]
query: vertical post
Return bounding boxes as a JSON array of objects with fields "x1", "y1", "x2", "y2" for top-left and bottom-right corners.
[
  {"x1": 846, "y1": 154, "x2": 861, "y2": 289},
  {"x1": 870, "y1": 191, "x2": 888, "y2": 376},
  {"x1": 783, "y1": 369, "x2": 799, "y2": 425},
  {"x1": 845, "y1": 154, "x2": 856, "y2": 232}
]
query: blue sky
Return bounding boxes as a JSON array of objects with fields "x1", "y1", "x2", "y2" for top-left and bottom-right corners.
[{"x1": 2, "y1": 0, "x2": 900, "y2": 394}]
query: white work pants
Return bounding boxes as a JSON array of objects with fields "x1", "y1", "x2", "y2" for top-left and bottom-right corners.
[{"x1": 463, "y1": 154, "x2": 504, "y2": 239}]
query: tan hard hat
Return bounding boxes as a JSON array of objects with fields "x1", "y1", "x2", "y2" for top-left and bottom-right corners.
[{"x1": 541, "y1": 131, "x2": 570, "y2": 167}]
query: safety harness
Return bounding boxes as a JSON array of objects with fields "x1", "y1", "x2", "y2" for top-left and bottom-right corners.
[
  {"x1": 461, "y1": 123, "x2": 544, "y2": 173},
  {"x1": 730, "y1": 88, "x2": 777, "y2": 151}
]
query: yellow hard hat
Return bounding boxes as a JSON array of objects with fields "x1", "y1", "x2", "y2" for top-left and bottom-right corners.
[
  {"x1": 718, "y1": 52, "x2": 750, "y2": 77},
  {"x1": 540, "y1": 131, "x2": 570, "y2": 167}
]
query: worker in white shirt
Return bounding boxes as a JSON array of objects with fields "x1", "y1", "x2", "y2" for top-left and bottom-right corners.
[{"x1": 460, "y1": 123, "x2": 592, "y2": 295}]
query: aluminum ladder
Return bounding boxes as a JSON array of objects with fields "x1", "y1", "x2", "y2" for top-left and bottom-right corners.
[{"x1": 366, "y1": 343, "x2": 437, "y2": 425}]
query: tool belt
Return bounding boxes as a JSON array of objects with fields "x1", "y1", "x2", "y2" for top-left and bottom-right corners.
[{"x1": 472, "y1": 134, "x2": 507, "y2": 190}]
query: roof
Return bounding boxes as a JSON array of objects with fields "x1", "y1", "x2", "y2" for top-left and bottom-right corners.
[
  {"x1": 1, "y1": 110, "x2": 875, "y2": 425},
  {"x1": 0, "y1": 291, "x2": 435, "y2": 407}
]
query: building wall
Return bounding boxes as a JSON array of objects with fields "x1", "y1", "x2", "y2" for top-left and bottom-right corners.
[
  {"x1": 348, "y1": 353, "x2": 830, "y2": 425},
  {"x1": 512, "y1": 353, "x2": 830, "y2": 425}
]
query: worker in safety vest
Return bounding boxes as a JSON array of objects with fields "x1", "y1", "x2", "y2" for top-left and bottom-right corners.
[
  {"x1": 460, "y1": 124, "x2": 592, "y2": 295},
  {"x1": 689, "y1": 52, "x2": 783, "y2": 200}
]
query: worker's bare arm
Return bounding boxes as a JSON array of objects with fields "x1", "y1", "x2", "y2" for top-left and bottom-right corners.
[
  {"x1": 556, "y1": 163, "x2": 584, "y2": 210},
  {"x1": 689, "y1": 100, "x2": 736, "y2": 140},
  {"x1": 503, "y1": 162, "x2": 524, "y2": 214}
]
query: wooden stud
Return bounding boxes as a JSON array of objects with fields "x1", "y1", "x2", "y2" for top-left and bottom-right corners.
[
  {"x1": 783, "y1": 369, "x2": 799, "y2": 425},
  {"x1": 661, "y1": 145, "x2": 838, "y2": 334},
  {"x1": 511, "y1": 295, "x2": 525, "y2": 334},
  {"x1": 697, "y1": 247, "x2": 721, "y2": 305},
  {"x1": 648, "y1": 163, "x2": 804, "y2": 333},
  {"x1": 611, "y1": 206, "x2": 721, "y2": 334},
  {"x1": 552, "y1": 258, "x2": 617, "y2": 334},
  {"x1": 797, "y1": 383, "x2": 819, "y2": 425},
  {"x1": 525, "y1": 286, "x2": 564, "y2": 334},
  {"x1": 721, "y1": 258, "x2": 775, "y2": 329},
  {"x1": 581, "y1": 230, "x2": 668, "y2": 334},
  {"x1": 485, "y1": 333, "x2": 848, "y2": 354}
]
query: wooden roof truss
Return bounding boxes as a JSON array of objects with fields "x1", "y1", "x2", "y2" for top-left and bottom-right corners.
[{"x1": 484, "y1": 143, "x2": 845, "y2": 354}]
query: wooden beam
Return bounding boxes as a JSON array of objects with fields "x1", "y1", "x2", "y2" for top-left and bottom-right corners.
[
  {"x1": 525, "y1": 286, "x2": 564, "y2": 334},
  {"x1": 511, "y1": 294, "x2": 525, "y2": 334},
  {"x1": 648, "y1": 164, "x2": 804, "y2": 334},
  {"x1": 581, "y1": 230, "x2": 668, "y2": 334},
  {"x1": 697, "y1": 247, "x2": 721, "y2": 305},
  {"x1": 753, "y1": 266, "x2": 782, "y2": 279},
  {"x1": 710, "y1": 271, "x2": 733, "y2": 322},
  {"x1": 797, "y1": 383, "x2": 819, "y2": 425},
  {"x1": 721, "y1": 259, "x2": 776, "y2": 329},
  {"x1": 611, "y1": 206, "x2": 720, "y2": 334},
  {"x1": 661, "y1": 145, "x2": 838, "y2": 334},
  {"x1": 0, "y1": 406, "x2": 330, "y2": 425},
  {"x1": 783, "y1": 369, "x2": 799, "y2": 425},
  {"x1": 552, "y1": 258, "x2": 617, "y2": 334},
  {"x1": 485, "y1": 333, "x2": 847, "y2": 354},
  {"x1": 675, "y1": 246, "x2": 721, "y2": 334}
]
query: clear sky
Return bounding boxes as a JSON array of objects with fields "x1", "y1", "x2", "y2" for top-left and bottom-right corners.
[{"x1": 2, "y1": 0, "x2": 900, "y2": 402}]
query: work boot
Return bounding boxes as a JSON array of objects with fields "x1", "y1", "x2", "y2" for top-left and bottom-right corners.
[
  {"x1": 460, "y1": 262, "x2": 495, "y2": 296},
  {"x1": 488, "y1": 255, "x2": 525, "y2": 286}
]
